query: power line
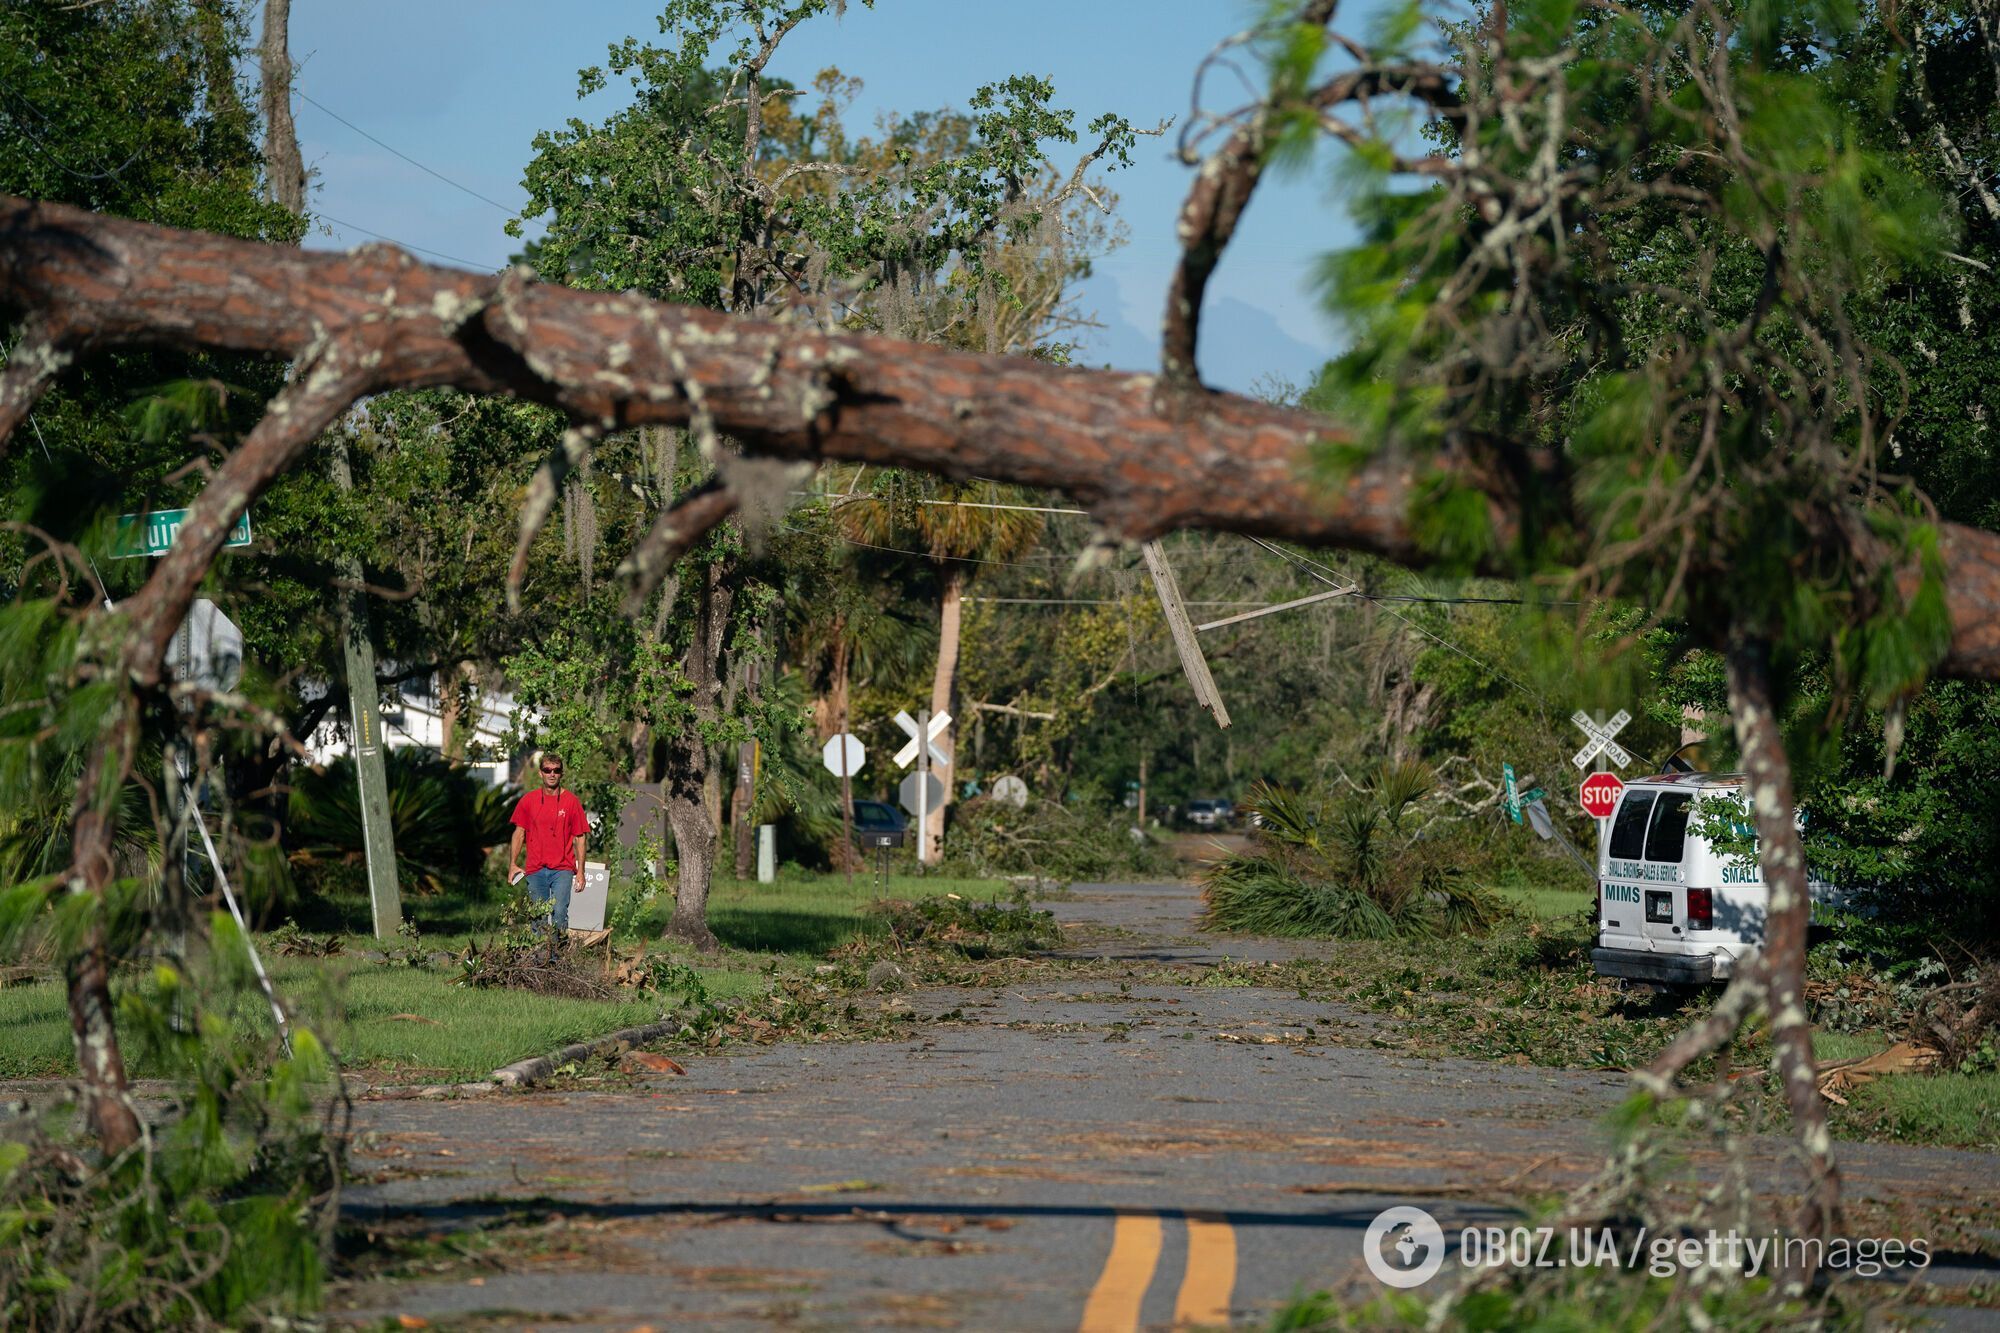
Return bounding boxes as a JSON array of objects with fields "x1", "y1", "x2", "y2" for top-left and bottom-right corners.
[
  {"x1": 298, "y1": 91, "x2": 517, "y2": 215},
  {"x1": 313, "y1": 211, "x2": 494, "y2": 271},
  {"x1": 1245, "y1": 535, "x2": 1554, "y2": 705}
]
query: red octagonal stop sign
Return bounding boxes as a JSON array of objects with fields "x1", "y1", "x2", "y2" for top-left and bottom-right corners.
[{"x1": 1579, "y1": 772, "x2": 1625, "y2": 819}]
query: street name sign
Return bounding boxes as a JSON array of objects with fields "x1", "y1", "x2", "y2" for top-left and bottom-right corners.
[{"x1": 116, "y1": 509, "x2": 253, "y2": 559}]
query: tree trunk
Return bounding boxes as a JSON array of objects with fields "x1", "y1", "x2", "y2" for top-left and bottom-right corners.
[
  {"x1": 67, "y1": 924, "x2": 141, "y2": 1157},
  {"x1": 813, "y1": 615, "x2": 849, "y2": 745},
  {"x1": 732, "y1": 638, "x2": 760, "y2": 880},
  {"x1": 258, "y1": 0, "x2": 306, "y2": 213},
  {"x1": 8, "y1": 199, "x2": 2000, "y2": 684},
  {"x1": 1722, "y1": 629, "x2": 1840, "y2": 1253},
  {"x1": 661, "y1": 559, "x2": 733, "y2": 951},
  {"x1": 925, "y1": 566, "x2": 965, "y2": 860},
  {"x1": 66, "y1": 716, "x2": 143, "y2": 1158},
  {"x1": 664, "y1": 747, "x2": 719, "y2": 951}
]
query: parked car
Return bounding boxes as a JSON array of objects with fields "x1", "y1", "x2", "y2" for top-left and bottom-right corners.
[
  {"x1": 1184, "y1": 798, "x2": 1234, "y2": 830},
  {"x1": 850, "y1": 800, "x2": 907, "y2": 849},
  {"x1": 1592, "y1": 771, "x2": 1846, "y2": 987}
]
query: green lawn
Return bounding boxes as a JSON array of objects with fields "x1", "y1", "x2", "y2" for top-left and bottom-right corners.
[{"x1": 0, "y1": 870, "x2": 1008, "y2": 1081}]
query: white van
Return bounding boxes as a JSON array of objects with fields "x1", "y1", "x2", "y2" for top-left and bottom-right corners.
[{"x1": 1591, "y1": 772, "x2": 1834, "y2": 986}]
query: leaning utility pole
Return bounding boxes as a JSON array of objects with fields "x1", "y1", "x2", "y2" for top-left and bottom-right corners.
[
  {"x1": 329, "y1": 441, "x2": 403, "y2": 937},
  {"x1": 1142, "y1": 539, "x2": 1231, "y2": 729},
  {"x1": 262, "y1": 0, "x2": 397, "y2": 934}
]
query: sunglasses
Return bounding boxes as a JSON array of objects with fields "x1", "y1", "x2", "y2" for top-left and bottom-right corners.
[{"x1": 540, "y1": 766, "x2": 563, "y2": 774}]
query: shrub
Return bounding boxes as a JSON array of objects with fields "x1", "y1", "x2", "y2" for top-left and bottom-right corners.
[
  {"x1": 0, "y1": 915, "x2": 344, "y2": 1329},
  {"x1": 286, "y1": 749, "x2": 518, "y2": 898},
  {"x1": 1203, "y1": 766, "x2": 1505, "y2": 940}
]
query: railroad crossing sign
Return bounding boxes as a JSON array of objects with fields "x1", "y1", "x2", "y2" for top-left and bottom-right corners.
[
  {"x1": 899, "y1": 772, "x2": 946, "y2": 818},
  {"x1": 893, "y1": 710, "x2": 951, "y2": 769},
  {"x1": 1570, "y1": 709, "x2": 1633, "y2": 770},
  {"x1": 821, "y1": 733, "x2": 865, "y2": 778}
]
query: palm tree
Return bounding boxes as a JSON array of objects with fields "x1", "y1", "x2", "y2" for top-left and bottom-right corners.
[{"x1": 835, "y1": 474, "x2": 1043, "y2": 859}]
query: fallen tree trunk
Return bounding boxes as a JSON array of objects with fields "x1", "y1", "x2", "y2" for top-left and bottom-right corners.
[{"x1": 4, "y1": 195, "x2": 1997, "y2": 680}]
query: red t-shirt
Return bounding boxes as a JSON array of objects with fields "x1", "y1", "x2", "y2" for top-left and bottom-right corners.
[{"x1": 512, "y1": 787, "x2": 588, "y2": 874}]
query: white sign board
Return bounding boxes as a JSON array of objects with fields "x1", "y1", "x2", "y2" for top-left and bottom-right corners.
[
  {"x1": 821, "y1": 733, "x2": 865, "y2": 778},
  {"x1": 567, "y1": 860, "x2": 609, "y2": 934},
  {"x1": 991, "y1": 775, "x2": 1028, "y2": 809},
  {"x1": 165, "y1": 598, "x2": 244, "y2": 693}
]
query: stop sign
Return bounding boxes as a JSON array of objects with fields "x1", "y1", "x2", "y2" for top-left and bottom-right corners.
[{"x1": 1579, "y1": 772, "x2": 1625, "y2": 819}]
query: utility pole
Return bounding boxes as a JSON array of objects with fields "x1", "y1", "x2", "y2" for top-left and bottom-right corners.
[
  {"x1": 1142, "y1": 540, "x2": 1231, "y2": 729},
  {"x1": 330, "y1": 439, "x2": 401, "y2": 937},
  {"x1": 259, "y1": 0, "x2": 397, "y2": 933}
]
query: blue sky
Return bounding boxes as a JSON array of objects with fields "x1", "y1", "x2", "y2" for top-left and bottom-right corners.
[{"x1": 286, "y1": 0, "x2": 1357, "y2": 393}]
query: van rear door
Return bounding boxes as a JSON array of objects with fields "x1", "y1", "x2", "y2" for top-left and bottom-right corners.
[
  {"x1": 1638, "y1": 792, "x2": 1693, "y2": 945},
  {"x1": 1600, "y1": 789, "x2": 1655, "y2": 946}
]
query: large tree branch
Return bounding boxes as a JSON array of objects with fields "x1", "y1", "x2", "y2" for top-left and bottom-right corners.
[{"x1": 4, "y1": 194, "x2": 2000, "y2": 679}]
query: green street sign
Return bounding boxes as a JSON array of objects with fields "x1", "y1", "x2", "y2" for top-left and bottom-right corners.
[
  {"x1": 1503, "y1": 763, "x2": 1519, "y2": 823},
  {"x1": 115, "y1": 509, "x2": 252, "y2": 559}
]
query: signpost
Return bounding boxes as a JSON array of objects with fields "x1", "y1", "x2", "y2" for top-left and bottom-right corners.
[
  {"x1": 1571, "y1": 709, "x2": 1632, "y2": 851},
  {"x1": 821, "y1": 733, "x2": 866, "y2": 885},
  {"x1": 114, "y1": 508, "x2": 253, "y2": 559},
  {"x1": 893, "y1": 708, "x2": 951, "y2": 866}
]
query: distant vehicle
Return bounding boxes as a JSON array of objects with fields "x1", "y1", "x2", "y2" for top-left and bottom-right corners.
[
  {"x1": 1593, "y1": 772, "x2": 1845, "y2": 987},
  {"x1": 1184, "y1": 798, "x2": 1234, "y2": 830},
  {"x1": 851, "y1": 800, "x2": 906, "y2": 849}
]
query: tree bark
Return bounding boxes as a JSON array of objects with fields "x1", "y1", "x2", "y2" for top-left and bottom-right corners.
[
  {"x1": 66, "y1": 925, "x2": 140, "y2": 1157},
  {"x1": 925, "y1": 567, "x2": 965, "y2": 861},
  {"x1": 663, "y1": 560, "x2": 733, "y2": 951},
  {"x1": 1722, "y1": 629, "x2": 1841, "y2": 1257},
  {"x1": 258, "y1": 0, "x2": 306, "y2": 213},
  {"x1": 3, "y1": 197, "x2": 1999, "y2": 682}
]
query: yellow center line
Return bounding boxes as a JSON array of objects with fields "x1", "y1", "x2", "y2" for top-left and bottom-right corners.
[
  {"x1": 1174, "y1": 1211, "x2": 1237, "y2": 1329},
  {"x1": 1079, "y1": 1209, "x2": 1164, "y2": 1333}
]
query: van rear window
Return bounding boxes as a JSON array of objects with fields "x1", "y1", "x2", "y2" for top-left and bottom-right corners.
[
  {"x1": 1608, "y1": 790, "x2": 1656, "y2": 860},
  {"x1": 1644, "y1": 792, "x2": 1693, "y2": 863}
]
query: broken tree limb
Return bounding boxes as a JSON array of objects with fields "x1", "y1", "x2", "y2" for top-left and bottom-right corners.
[
  {"x1": 488, "y1": 1019, "x2": 687, "y2": 1088},
  {"x1": 3, "y1": 194, "x2": 2000, "y2": 679}
]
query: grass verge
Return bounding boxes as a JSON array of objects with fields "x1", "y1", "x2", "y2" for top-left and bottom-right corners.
[
  {"x1": 0, "y1": 870, "x2": 1007, "y2": 1080},
  {"x1": 1237, "y1": 900, "x2": 1999, "y2": 1153}
]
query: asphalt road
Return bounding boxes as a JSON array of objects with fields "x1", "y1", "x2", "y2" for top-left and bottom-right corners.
[{"x1": 335, "y1": 882, "x2": 2000, "y2": 1330}]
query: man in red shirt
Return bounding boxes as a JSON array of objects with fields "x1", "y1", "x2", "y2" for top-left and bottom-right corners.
[{"x1": 508, "y1": 752, "x2": 589, "y2": 936}]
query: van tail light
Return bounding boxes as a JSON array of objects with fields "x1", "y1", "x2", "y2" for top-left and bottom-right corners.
[{"x1": 1687, "y1": 888, "x2": 1713, "y2": 930}]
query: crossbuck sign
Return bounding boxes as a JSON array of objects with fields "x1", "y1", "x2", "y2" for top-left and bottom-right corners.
[
  {"x1": 1570, "y1": 710, "x2": 1633, "y2": 770},
  {"x1": 893, "y1": 710, "x2": 952, "y2": 769}
]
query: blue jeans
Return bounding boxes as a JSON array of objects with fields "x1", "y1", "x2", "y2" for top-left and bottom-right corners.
[{"x1": 526, "y1": 868, "x2": 574, "y2": 933}]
